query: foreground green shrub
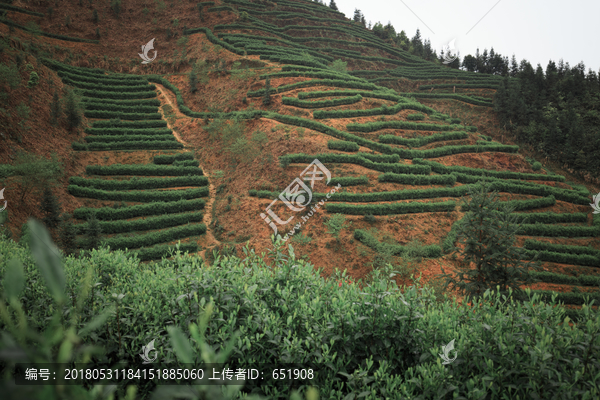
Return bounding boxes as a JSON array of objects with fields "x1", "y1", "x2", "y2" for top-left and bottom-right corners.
[{"x1": 1, "y1": 228, "x2": 598, "y2": 400}]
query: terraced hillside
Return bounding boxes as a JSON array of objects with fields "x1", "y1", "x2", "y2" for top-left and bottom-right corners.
[{"x1": 1, "y1": 0, "x2": 598, "y2": 321}]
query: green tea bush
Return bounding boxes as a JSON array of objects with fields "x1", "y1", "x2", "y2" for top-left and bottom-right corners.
[
  {"x1": 69, "y1": 175, "x2": 208, "y2": 191},
  {"x1": 327, "y1": 140, "x2": 359, "y2": 152},
  {"x1": 84, "y1": 134, "x2": 176, "y2": 143},
  {"x1": 62, "y1": 77, "x2": 153, "y2": 92},
  {"x1": 91, "y1": 119, "x2": 168, "y2": 129},
  {"x1": 524, "y1": 239, "x2": 600, "y2": 256},
  {"x1": 83, "y1": 110, "x2": 163, "y2": 120},
  {"x1": 86, "y1": 163, "x2": 204, "y2": 176},
  {"x1": 68, "y1": 185, "x2": 208, "y2": 202},
  {"x1": 413, "y1": 158, "x2": 566, "y2": 182},
  {"x1": 1, "y1": 227, "x2": 599, "y2": 399},
  {"x1": 83, "y1": 102, "x2": 159, "y2": 114},
  {"x1": 153, "y1": 152, "x2": 195, "y2": 164},
  {"x1": 101, "y1": 222, "x2": 206, "y2": 249},
  {"x1": 73, "y1": 140, "x2": 183, "y2": 151},
  {"x1": 397, "y1": 92, "x2": 493, "y2": 107},
  {"x1": 73, "y1": 198, "x2": 205, "y2": 220},
  {"x1": 379, "y1": 131, "x2": 469, "y2": 147},
  {"x1": 406, "y1": 113, "x2": 425, "y2": 120},
  {"x1": 328, "y1": 175, "x2": 368, "y2": 186},
  {"x1": 134, "y1": 242, "x2": 199, "y2": 261},
  {"x1": 347, "y1": 120, "x2": 474, "y2": 133},
  {"x1": 529, "y1": 270, "x2": 600, "y2": 287},
  {"x1": 313, "y1": 102, "x2": 433, "y2": 119},
  {"x1": 511, "y1": 212, "x2": 588, "y2": 224},
  {"x1": 326, "y1": 200, "x2": 456, "y2": 215},
  {"x1": 354, "y1": 228, "x2": 442, "y2": 258},
  {"x1": 75, "y1": 88, "x2": 157, "y2": 100},
  {"x1": 279, "y1": 153, "x2": 431, "y2": 175},
  {"x1": 282, "y1": 94, "x2": 362, "y2": 108},
  {"x1": 518, "y1": 224, "x2": 600, "y2": 238},
  {"x1": 532, "y1": 161, "x2": 542, "y2": 171},
  {"x1": 247, "y1": 78, "x2": 380, "y2": 97},
  {"x1": 297, "y1": 89, "x2": 404, "y2": 102},
  {"x1": 378, "y1": 172, "x2": 456, "y2": 186},
  {"x1": 82, "y1": 98, "x2": 160, "y2": 106},
  {"x1": 73, "y1": 212, "x2": 205, "y2": 235},
  {"x1": 522, "y1": 249, "x2": 599, "y2": 267}
]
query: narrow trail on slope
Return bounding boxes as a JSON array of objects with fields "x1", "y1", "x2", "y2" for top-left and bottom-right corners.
[{"x1": 155, "y1": 84, "x2": 222, "y2": 253}]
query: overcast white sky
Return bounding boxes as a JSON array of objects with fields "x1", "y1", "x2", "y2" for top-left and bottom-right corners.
[{"x1": 334, "y1": 0, "x2": 600, "y2": 74}]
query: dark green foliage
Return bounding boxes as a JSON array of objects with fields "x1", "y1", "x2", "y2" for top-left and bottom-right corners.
[
  {"x1": 68, "y1": 185, "x2": 208, "y2": 202},
  {"x1": 73, "y1": 212, "x2": 204, "y2": 235},
  {"x1": 406, "y1": 113, "x2": 425, "y2": 121},
  {"x1": 532, "y1": 161, "x2": 542, "y2": 171},
  {"x1": 58, "y1": 213, "x2": 77, "y2": 255},
  {"x1": 73, "y1": 140, "x2": 183, "y2": 151},
  {"x1": 282, "y1": 94, "x2": 362, "y2": 108},
  {"x1": 262, "y1": 76, "x2": 272, "y2": 106},
  {"x1": 328, "y1": 176, "x2": 368, "y2": 186},
  {"x1": 82, "y1": 102, "x2": 158, "y2": 114},
  {"x1": 413, "y1": 158, "x2": 566, "y2": 182},
  {"x1": 326, "y1": 200, "x2": 455, "y2": 216},
  {"x1": 439, "y1": 181, "x2": 542, "y2": 300},
  {"x1": 84, "y1": 134, "x2": 177, "y2": 143},
  {"x1": 528, "y1": 270, "x2": 600, "y2": 286},
  {"x1": 0, "y1": 3, "x2": 45, "y2": 17},
  {"x1": 1, "y1": 230, "x2": 600, "y2": 400},
  {"x1": 39, "y1": 187, "x2": 62, "y2": 230},
  {"x1": 86, "y1": 163, "x2": 204, "y2": 176},
  {"x1": 297, "y1": 89, "x2": 403, "y2": 102},
  {"x1": 0, "y1": 17, "x2": 99, "y2": 43},
  {"x1": 153, "y1": 152, "x2": 195, "y2": 164},
  {"x1": 49, "y1": 90, "x2": 61, "y2": 126},
  {"x1": 378, "y1": 173, "x2": 456, "y2": 186},
  {"x1": 510, "y1": 212, "x2": 587, "y2": 224},
  {"x1": 522, "y1": 249, "x2": 599, "y2": 267},
  {"x1": 134, "y1": 243, "x2": 199, "y2": 261},
  {"x1": 313, "y1": 102, "x2": 433, "y2": 119},
  {"x1": 110, "y1": 0, "x2": 121, "y2": 17},
  {"x1": 92, "y1": 9, "x2": 98, "y2": 23},
  {"x1": 69, "y1": 175, "x2": 207, "y2": 191},
  {"x1": 100, "y1": 223, "x2": 206, "y2": 250},
  {"x1": 327, "y1": 140, "x2": 359, "y2": 152},
  {"x1": 347, "y1": 120, "x2": 472, "y2": 133},
  {"x1": 354, "y1": 229, "x2": 442, "y2": 258},
  {"x1": 73, "y1": 198, "x2": 205, "y2": 221},
  {"x1": 83, "y1": 110, "x2": 163, "y2": 120},
  {"x1": 247, "y1": 78, "x2": 381, "y2": 97},
  {"x1": 64, "y1": 87, "x2": 83, "y2": 131},
  {"x1": 85, "y1": 215, "x2": 102, "y2": 250},
  {"x1": 379, "y1": 131, "x2": 469, "y2": 147},
  {"x1": 91, "y1": 119, "x2": 167, "y2": 129},
  {"x1": 279, "y1": 153, "x2": 430, "y2": 175},
  {"x1": 517, "y1": 224, "x2": 600, "y2": 238},
  {"x1": 523, "y1": 240, "x2": 600, "y2": 256}
]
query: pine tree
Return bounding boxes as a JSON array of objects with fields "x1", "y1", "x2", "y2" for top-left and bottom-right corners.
[
  {"x1": 353, "y1": 8, "x2": 362, "y2": 23},
  {"x1": 85, "y1": 215, "x2": 102, "y2": 250},
  {"x1": 189, "y1": 69, "x2": 198, "y2": 93},
  {"x1": 262, "y1": 76, "x2": 272, "y2": 106},
  {"x1": 64, "y1": 87, "x2": 83, "y2": 131},
  {"x1": 59, "y1": 213, "x2": 77, "y2": 256},
  {"x1": 328, "y1": 0, "x2": 338, "y2": 11},
  {"x1": 439, "y1": 181, "x2": 541, "y2": 301},
  {"x1": 40, "y1": 186, "x2": 62, "y2": 230},
  {"x1": 49, "y1": 90, "x2": 61, "y2": 125}
]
